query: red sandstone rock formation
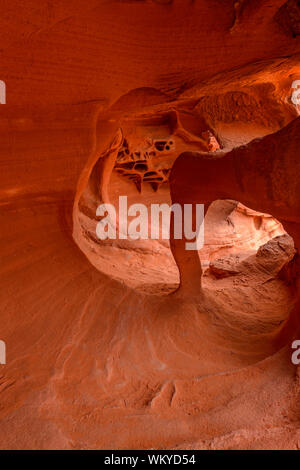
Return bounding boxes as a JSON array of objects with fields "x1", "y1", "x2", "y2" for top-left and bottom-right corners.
[{"x1": 0, "y1": 0, "x2": 300, "y2": 450}]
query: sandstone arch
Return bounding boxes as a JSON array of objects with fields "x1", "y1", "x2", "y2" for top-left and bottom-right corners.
[{"x1": 170, "y1": 116, "x2": 300, "y2": 344}]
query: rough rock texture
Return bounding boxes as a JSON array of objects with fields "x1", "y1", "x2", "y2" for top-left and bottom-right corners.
[{"x1": 0, "y1": 0, "x2": 300, "y2": 450}]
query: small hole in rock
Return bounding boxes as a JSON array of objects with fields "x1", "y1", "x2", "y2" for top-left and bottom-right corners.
[
  {"x1": 154, "y1": 141, "x2": 167, "y2": 151},
  {"x1": 134, "y1": 163, "x2": 148, "y2": 171}
]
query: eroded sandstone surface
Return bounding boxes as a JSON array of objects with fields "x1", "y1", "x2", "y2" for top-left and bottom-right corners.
[{"x1": 0, "y1": 0, "x2": 300, "y2": 450}]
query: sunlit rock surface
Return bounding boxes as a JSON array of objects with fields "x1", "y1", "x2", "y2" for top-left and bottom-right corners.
[{"x1": 0, "y1": 0, "x2": 300, "y2": 450}]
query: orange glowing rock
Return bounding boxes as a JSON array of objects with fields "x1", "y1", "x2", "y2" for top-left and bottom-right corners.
[{"x1": 0, "y1": 0, "x2": 300, "y2": 450}]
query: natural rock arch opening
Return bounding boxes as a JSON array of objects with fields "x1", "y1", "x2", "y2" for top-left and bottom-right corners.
[{"x1": 72, "y1": 86, "x2": 300, "y2": 370}]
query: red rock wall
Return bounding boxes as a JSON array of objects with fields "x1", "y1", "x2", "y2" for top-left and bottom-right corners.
[{"x1": 0, "y1": 0, "x2": 300, "y2": 450}]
